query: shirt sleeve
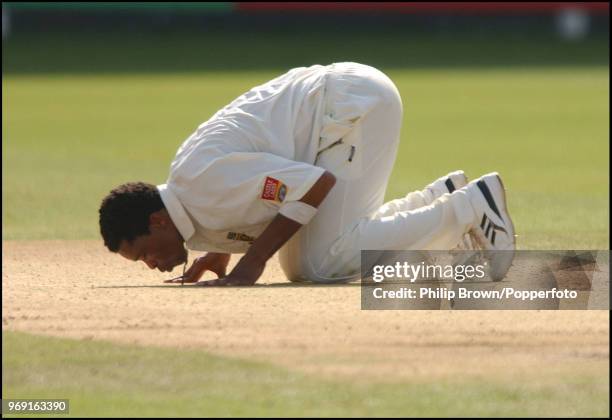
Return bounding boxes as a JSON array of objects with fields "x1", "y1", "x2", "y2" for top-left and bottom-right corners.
[{"x1": 168, "y1": 152, "x2": 326, "y2": 230}]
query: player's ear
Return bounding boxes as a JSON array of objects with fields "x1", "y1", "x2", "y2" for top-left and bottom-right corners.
[{"x1": 148, "y1": 210, "x2": 167, "y2": 229}]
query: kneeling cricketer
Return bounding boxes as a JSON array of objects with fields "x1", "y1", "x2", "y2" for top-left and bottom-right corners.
[{"x1": 99, "y1": 62, "x2": 516, "y2": 286}]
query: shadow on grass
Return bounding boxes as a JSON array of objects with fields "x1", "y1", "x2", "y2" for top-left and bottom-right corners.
[
  {"x1": 93, "y1": 277, "x2": 512, "y2": 289},
  {"x1": 93, "y1": 282, "x2": 363, "y2": 289}
]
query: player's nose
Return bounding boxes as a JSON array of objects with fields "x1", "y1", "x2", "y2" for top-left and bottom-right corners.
[{"x1": 144, "y1": 260, "x2": 157, "y2": 270}]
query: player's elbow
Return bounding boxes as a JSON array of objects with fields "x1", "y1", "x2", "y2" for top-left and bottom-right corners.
[
  {"x1": 320, "y1": 170, "x2": 337, "y2": 193},
  {"x1": 314, "y1": 170, "x2": 336, "y2": 205},
  {"x1": 299, "y1": 170, "x2": 337, "y2": 208}
]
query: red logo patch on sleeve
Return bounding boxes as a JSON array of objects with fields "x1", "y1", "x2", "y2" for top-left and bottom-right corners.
[{"x1": 261, "y1": 177, "x2": 287, "y2": 202}]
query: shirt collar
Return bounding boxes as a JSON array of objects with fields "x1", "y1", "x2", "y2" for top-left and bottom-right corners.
[{"x1": 157, "y1": 184, "x2": 196, "y2": 242}]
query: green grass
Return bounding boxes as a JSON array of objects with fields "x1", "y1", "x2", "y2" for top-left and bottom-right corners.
[
  {"x1": 3, "y1": 30, "x2": 609, "y2": 75},
  {"x1": 2, "y1": 332, "x2": 609, "y2": 417},
  {"x1": 2, "y1": 67, "x2": 609, "y2": 248},
  {"x1": 2, "y1": 31, "x2": 609, "y2": 418}
]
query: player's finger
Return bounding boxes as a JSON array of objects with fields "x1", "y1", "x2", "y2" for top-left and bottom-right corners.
[
  {"x1": 177, "y1": 274, "x2": 200, "y2": 283},
  {"x1": 163, "y1": 277, "x2": 191, "y2": 284},
  {"x1": 196, "y1": 278, "x2": 226, "y2": 287},
  {"x1": 182, "y1": 261, "x2": 208, "y2": 283}
]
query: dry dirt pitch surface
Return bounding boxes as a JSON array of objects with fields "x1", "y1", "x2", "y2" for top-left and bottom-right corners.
[{"x1": 2, "y1": 240, "x2": 609, "y2": 383}]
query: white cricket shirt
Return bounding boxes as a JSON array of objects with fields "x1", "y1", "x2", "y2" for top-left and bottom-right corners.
[{"x1": 158, "y1": 65, "x2": 332, "y2": 253}]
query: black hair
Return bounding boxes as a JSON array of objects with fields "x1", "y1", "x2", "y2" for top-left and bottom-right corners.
[{"x1": 99, "y1": 182, "x2": 165, "y2": 252}]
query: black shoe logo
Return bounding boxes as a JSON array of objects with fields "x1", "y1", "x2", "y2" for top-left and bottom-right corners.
[
  {"x1": 480, "y1": 214, "x2": 507, "y2": 245},
  {"x1": 477, "y1": 180, "x2": 502, "y2": 219},
  {"x1": 445, "y1": 178, "x2": 456, "y2": 193}
]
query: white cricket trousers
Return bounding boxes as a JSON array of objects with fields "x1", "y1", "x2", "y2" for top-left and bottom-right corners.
[{"x1": 279, "y1": 63, "x2": 475, "y2": 283}]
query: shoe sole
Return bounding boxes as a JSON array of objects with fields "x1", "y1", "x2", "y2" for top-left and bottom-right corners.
[
  {"x1": 474, "y1": 173, "x2": 516, "y2": 281},
  {"x1": 494, "y1": 174, "x2": 516, "y2": 248}
]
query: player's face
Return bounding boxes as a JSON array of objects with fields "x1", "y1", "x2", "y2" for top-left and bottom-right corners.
[{"x1": 118, "y1": 217, "x2": 188, "y2": 273}]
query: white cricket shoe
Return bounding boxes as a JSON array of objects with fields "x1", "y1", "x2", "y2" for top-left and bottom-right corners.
[
  {"x1": 424, "y1": 170, "x2": 482, "y2": 254},
  {"x1": 465, "y1": 172, "x2": 516, "y2": 281},
  {"x1": 423, "y1": 170, "x2": 469, "y2": 199}
]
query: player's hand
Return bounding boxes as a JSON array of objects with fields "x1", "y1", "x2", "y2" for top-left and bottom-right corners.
[
  {"x1": 195, "y1": 257, "x2": 265, "y2": 287},
  {"x1": 164, "y1": 252, "x2": 230, "y2": 284},
  {"x1": 195, "y1": 274, "x2": 257, "y2": 287}
]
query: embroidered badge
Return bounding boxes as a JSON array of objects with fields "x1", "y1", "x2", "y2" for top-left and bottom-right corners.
[{"x1": 261, "y1": 176, "x2": 287, "y2": 202}]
